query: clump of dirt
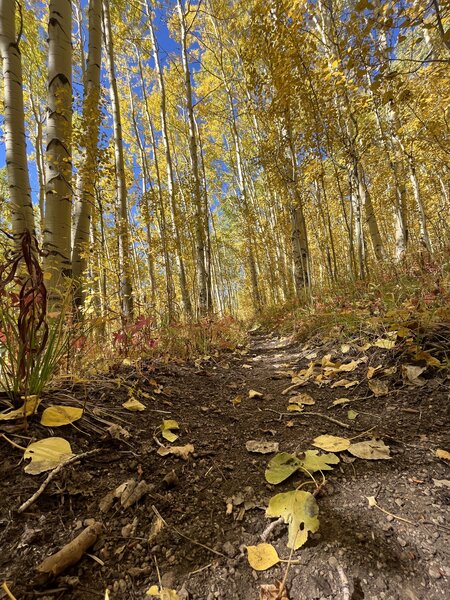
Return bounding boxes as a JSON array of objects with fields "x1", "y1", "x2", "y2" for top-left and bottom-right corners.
[{"x1": 0, "y1": 333, "x2": 449, "y2": 599}]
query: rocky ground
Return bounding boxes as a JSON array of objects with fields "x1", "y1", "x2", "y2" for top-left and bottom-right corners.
[{"x1": 0, "y1": 332, "x2": 449, "y2": 599}]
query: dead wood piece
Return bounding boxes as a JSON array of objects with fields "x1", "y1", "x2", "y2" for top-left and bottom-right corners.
[
  {"x1": 121, "y1": 480, "x2": 150, "y2": 508},
  {"x1": 36, "y1": 522, "x2": 102, "y2": 579},
  {"x1": 17, "y1": 449, "x2": 101, "y2": 514}
]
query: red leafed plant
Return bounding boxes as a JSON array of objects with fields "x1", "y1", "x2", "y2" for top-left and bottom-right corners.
[{"x1": 0, "y1": 231, "x2": 70, "y2": 404}]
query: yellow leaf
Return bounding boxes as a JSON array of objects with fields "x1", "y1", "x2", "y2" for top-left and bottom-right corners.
[
  {"x1": 435, "y1": 449, "x2": 450, "y2": 461},
  {"x1": 246, "y1": 543, "x2": 280, "y2": 571},
  {"x1": 290, "y1": 393, "x2": 315, "y2": 405},
  {"x1": 337, "y1": 360, "x2": 359, "y2": 373},
  {"x1": 0, "y1": 395, "x2": 41, "y2": 421},
  {"x1": 161, "y1": 419, "x2": 180, "y2": 442},
  {"x1": 249, "y1": 389, "x2": 264, "y2": 399},
  {"x1": 266, "y1": 491, "x2": 319, "y2": 550},
  {"x1": 41, "y1": 406, "x2": 83, "y2": 427},
  {"x1": 332, "y1": 397, "x2": 351, "y2": 406},
  {"x1": 312, "y1": 435, "x2": 350, "y2": 452},
  {"x1": 157, "y1": 444, "x2": 194, "y2": 460},
  {"x1": 367, "y1": 366, "x2": 381, "y2": 379},
  {"x1": 24, "y1": 437, "x2": 74, "y2": 475},
  {"x1": 348, "y1": 439, "x2": 391, "y2": 460},
  {"x1": 122, "y1": 398, "x2": 146, "y2": 411},
  {"x1": 373, "y1": 339, "x2": 396, "y2": 349},
  {"x1": 231, "y1": 395, "x2": 242, "y2": 406},
  {"x1": 331, "y1": 379, "x2": 358, "y2": 388}
]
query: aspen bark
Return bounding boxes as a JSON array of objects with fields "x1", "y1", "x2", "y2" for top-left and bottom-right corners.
[
  {"x1": 72, "y1": 0, "x2": 102, "y2": 308},
  {"x1": 0, "y1": 0, "x2": 36, "y2": 239},
  {"x1": 103, "y1": 0, "x2": 133, "y2": 320},
  {"x1": 177, "y1": 0, "x2": 209, "y2": 316},
  {"x1": 44, "y1": 0, "x2": 73, "y2": 290}
]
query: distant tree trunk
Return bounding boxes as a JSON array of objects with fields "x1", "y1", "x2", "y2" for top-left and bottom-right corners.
[
  {"x1": 103, "y1": 0, "x2": 133, "y2": 320},
  {"x1": 145, "y1": 3, "x2": 192, "y2": 318},
  {"x1": 177, "y1": 0, "x2": 209, "y2": 317},
  {"x1": 72, "y1": 0, "x2": 102, "y2": 309},
  {"x1": 0, "y1": 0, "x2": 36, "y2": 239},
  {"x1": 44, "y1": 0, "x2": 73, "y2": 292}
]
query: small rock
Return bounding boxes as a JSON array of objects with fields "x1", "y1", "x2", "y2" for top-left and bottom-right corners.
[
  {"x1": 161, "y1": 571, "x2": 176, "y2": 588},
  {"x1": 397, "y1": 537, "x2": 407, "y2": 547},
  {"x1": 428, "y1": 565, "x2": 441, "y2": 579},
  {"x1": 222, "y1": 541, "x2": 237, "y2": 557}
]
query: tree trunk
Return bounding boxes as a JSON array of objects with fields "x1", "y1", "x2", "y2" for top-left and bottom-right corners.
[
  {"x1": 177, "y1": 0, "x2": 209, "y2": 317},
  {"x1": 72, "y1": 0, "x2": 102, "y2": 309},
  {"x1": 44, "y1": 0, "x2": 73, "y2": 291},
  {"x1": 0, "y1": 0, "x2": 36, "y2": 239},
  {"x1": 103, "y1": 0, "x2": 133, "y2": 320}
]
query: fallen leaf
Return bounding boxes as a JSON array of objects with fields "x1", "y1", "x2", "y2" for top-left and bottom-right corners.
[
  {"x1": 337, "y1": 360, "x2": 360, "y2": 373},
  {"x1": 249, "y1": 389, "x2": 264, "y2": 399},
  {"x1": 265, "y1": 452, "x2": 302, "y2": 484},
  {"x1": 312, "y1": 435, "x2": 350, "y2": 452},
  {"x1": 367, "y1": 366, "x2": 381, "y2": 379},
  {"x1": 260, "y1": 581, "x2": 289, "y2": 600},
  {"x1": 247, "y1": 543, "x2": 280, "y2": 571},
  {"x1": 331, "y1": 379, "x2": 358, "y2": 388},
  {"x1": 321, "y1": 354, "x2": 336, "y2": 367},
  {"x1": 157, "y1": 444, "x2": 194, "y2": 460},
  {"x1": 246, "y1": 440, "x2": 279, "y2": 454},
  {"x1": 368, "y1": 379, "x2": 389, "y2": 397},
  {"x1": 122, "y1": 398, "x2": 146, "y2": 411},
  {"x1": 41, "y1": 406, "x2": 83, "y2": 427},
  {"x1": 290, "y1": 393, "x2": 315, "y2": 405},
  {"x1": 402, "y1": 365, "x2": 426, "y2": 386},
  {"x1": 286, "y1": 420, "x2": 294, "y2": 428},
  {"x1": 340, "y1": 344, "x2": 351, "y2": 354},
  {"x1": 146, "y1": 586, "x2": 180, "y2": 599},
  {"x1": 266, "y1": 490, "x2": 319, "y2": 549},
  {"x1": 414, "y1": 350, "x2": 440, "y2": 367},
  {"x1": 160, "y1": 419, "x2": 180, "y2": 443},
  {"x1": 0, "y1": 395, "x2": 41, "y2": 421},
  {"x1": 383, "y1": 366, "x2": 397, "y2": 376},
  {"x1": 366, "y1": 495, "x2": 377, "y2": 507},
  {"x1": 287, "y1": 401, "x2": 303, "y2": 412},
  {"x1": 231, "y1": 395, "x2": 242, "y2": 407},
  {"x1": 373, "y1": 338, "x2": 396, "y2": 349},
  {"x1": 332, "y1": 397, "x2": 352, "y2": 406},
  {"x1": 24, "y1": 437, "x2": 74, "y2": 475},
  {"x1": 300, "y1": 449, "x2": 340, "y2": 472},
  {"x1": 348, "y1": 439, "x2": 391, "y2": 460},
  {"x1": 435, "y1": 448, "x2": 450, "y2": 461},
  {"x1": 347, "y1": 409, "x2": 359, "y2": 420}
]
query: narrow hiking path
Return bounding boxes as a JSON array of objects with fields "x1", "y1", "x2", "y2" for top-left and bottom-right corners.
[{"x1": 0, "y1": 333, "x2": 449, "y2": 599}]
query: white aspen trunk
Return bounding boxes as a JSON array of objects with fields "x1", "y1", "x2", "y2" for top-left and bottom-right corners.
[
  {"x1": 44, "y1": 0, "x2": 73, "y2": 290},
  {"x1": 407, "y1": 154, "x2": 432, "y2": 252},
  {"x1": 72, "y1": 0, "x2": 102, "y2": 308},
  {"x1": 103, "y1": 0, "x2": 133, "y2": 320},
  {"x1": 145, "y1": 6, "x2": 192, "y2": 318},
  {"x1": 176, "y1": 0, "x2": 209, "y2": 317},
  {"x1": 0, "y1": 0, "x2": 36, "y2": 238}
]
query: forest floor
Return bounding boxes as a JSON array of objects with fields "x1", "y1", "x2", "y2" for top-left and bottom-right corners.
[{"x1": 1, "y1": 330, "x2": 449, "y2": 600}]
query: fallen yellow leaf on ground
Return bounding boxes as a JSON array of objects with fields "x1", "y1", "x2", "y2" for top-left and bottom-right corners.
[
  {"x1": 0, "y1": 395, "x2": 41, "y2": 421},
  {"x1": 122, "y1": 398, "x2": 146, "y2": 411},
  {"x1": 312, "y1": 435, "x2": 351, "y2": 452},
  {"x1": 24, "y1": 437, "x2": 74, "y2": 475},
  {"x1": 247, "y1": 543, "x2": 280, "y2": 571},
  {"x1": 41, "y1": 406, "x2": 83, "y2": 427}
]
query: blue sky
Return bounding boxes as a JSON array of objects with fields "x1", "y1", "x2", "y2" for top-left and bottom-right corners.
[{"x1": 0, "y1": 0, "x2": 179, "y2": 205}]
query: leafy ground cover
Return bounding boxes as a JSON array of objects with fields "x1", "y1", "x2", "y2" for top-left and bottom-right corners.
[{"x1": 0, "y1": 327, "x2": 449, "y2": 599}]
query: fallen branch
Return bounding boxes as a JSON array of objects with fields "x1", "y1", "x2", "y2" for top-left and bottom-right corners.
[
  {"x1": 264, "y1": 408, "x2": 350, "y2": 429},
  {"x1": 329, "y1": 556, "x2": 350, "y2": 600},
  {"x1": 35, "y1": 522, "x2": 102, "y2": 580},
  {"x1": 18, "y1": 449, "x2": 101, "y2": 513}
]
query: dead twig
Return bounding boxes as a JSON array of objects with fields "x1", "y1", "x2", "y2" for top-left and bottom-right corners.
[
  {"x1": 329, "y1": 556, "x2": 350, "y2": 600},
  {"x1": 260, "y1": 517, "x2": 284, "y2": 542},
  {"x1": 17, "y1": 449, "x2": 101, "y2": 513}
]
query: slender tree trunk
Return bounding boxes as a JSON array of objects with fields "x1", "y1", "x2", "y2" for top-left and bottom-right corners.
[
  {"x1": 145, "y1": 7, "x2": 192, "y2": 318},
  {"x1": 103, "y1": 0, "x2": 133, "y2": 320},
  {"x1": 44, "y1": 0, "x2": 73, "y2": 291},
  {"x1": 177, "y1": 0, "x2": 209, "y2": 316},
  {"x1": 72, "y1": 0, "x2": 102, "y2": 308},
  {"x1": 0, "y1": 0, "x2": 36, "y2": 238}
]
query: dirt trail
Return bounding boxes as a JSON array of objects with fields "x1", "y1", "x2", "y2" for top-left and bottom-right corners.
[{"x1": 0, "y1": 333, "x2": 449, "y2": 599}]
